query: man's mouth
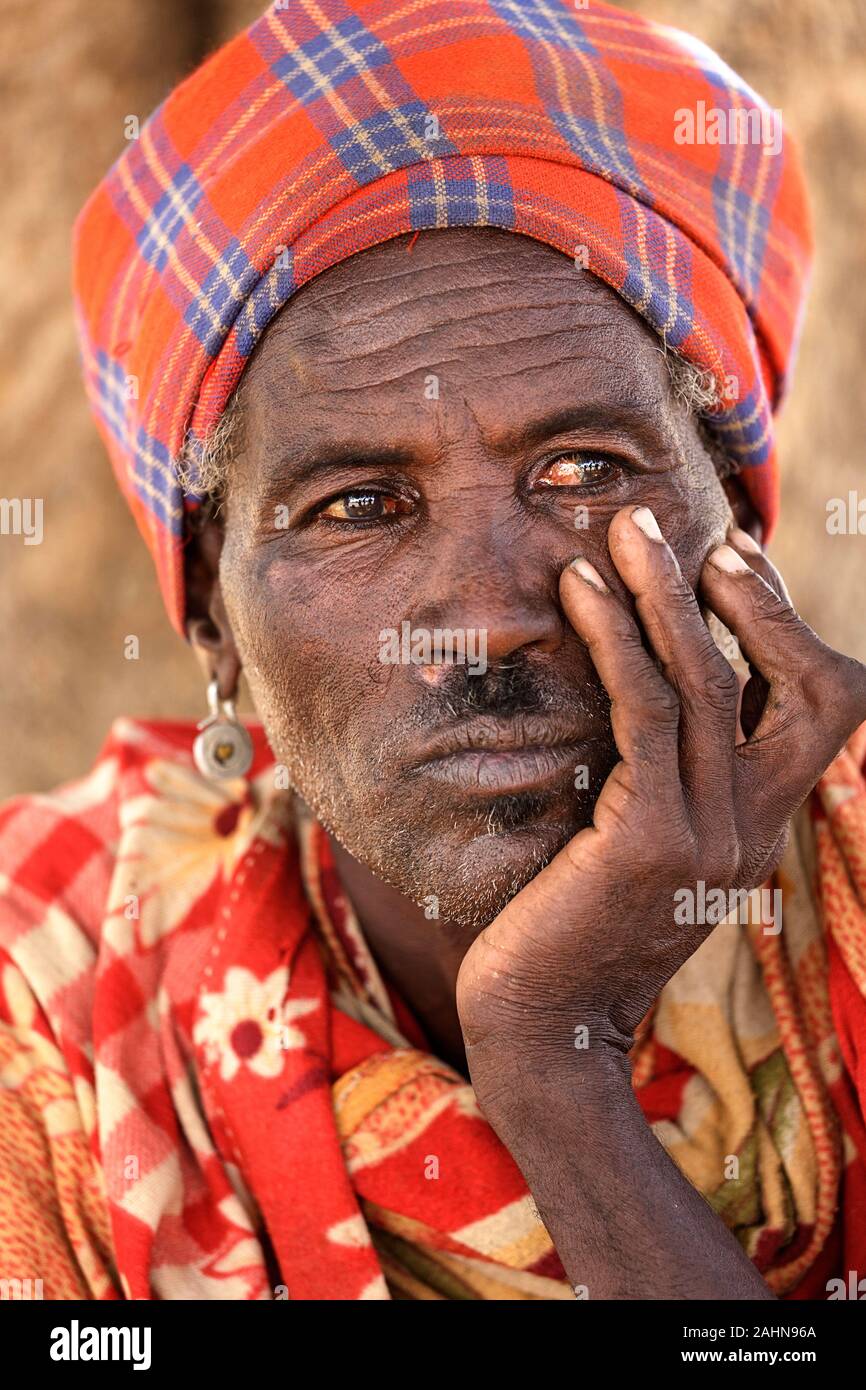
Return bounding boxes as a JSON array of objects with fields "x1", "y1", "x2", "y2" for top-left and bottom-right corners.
[{"x1": 407, "y1": 715, "x2": 593, "y2": 795}]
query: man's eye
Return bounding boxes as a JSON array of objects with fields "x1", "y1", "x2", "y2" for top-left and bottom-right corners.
[
  {"x1": 318, "y1": 490, "x2": 411, "y2": 522},
  {"x1": 536, "y1": 455, "x2": 618, "y2": 488}
]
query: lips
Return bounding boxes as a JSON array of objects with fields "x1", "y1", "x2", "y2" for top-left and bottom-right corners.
[{"x1": 407, "y1": 716, "x2": 592, "y2": 795}]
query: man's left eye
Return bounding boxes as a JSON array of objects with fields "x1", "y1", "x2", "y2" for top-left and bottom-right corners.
[
  {"x1": 536, "y1": 455, "x2": 617, "y2": 488},
  {"x1": 318, "y1": 490, "x2": 411, "y2": 522}
]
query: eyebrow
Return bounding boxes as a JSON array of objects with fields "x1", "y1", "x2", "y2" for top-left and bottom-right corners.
[
  {"x1": 492, "y1": 401, "x2": 669, "y2": 456},
  {"x1": 266, "y1": 399, "x2": 669, "y2": 488},
  {"x1": 266, "y1": 442, "x2": 418, "y2": 490}
]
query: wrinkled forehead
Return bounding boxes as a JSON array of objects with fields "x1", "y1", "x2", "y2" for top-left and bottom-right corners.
[{"x1": 236, "y1": 228, "x2": 675, "y2": 455}]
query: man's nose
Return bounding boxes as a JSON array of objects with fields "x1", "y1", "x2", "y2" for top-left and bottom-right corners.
[{"x1": 408, "y1": 528, "x2": 565, "y2": 677}]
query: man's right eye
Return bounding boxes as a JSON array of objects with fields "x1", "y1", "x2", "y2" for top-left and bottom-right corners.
[{"x1": 318, "y1": 489, "x2": 413, "y2": 523}]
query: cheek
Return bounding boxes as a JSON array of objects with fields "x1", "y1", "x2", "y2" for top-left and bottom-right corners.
[
  {"x1": 676, "y1": 481, "x2": 731, "y2": 589},
  {"x1": 220, "y1": 541, "x2": 398, "y2": 754},
  {"x1": 570, "y1": 475, "x2": 728, "y2": 604},
  {"x1": 640, "y1": 460, "x2": 730, "y2": 590}
]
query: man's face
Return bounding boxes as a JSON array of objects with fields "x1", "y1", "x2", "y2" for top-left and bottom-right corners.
[{"x1": 214, "y1": 228, "x2": 731, "y2": 929}]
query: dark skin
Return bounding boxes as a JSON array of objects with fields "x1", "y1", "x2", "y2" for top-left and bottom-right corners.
[{"x1": 187, "y1": 228, "x2": 866, "y2": 1298}]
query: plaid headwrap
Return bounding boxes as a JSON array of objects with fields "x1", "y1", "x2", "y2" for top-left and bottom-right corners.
[{"x1": 73, "y1": 0, "x2": 812, "y2": 636}]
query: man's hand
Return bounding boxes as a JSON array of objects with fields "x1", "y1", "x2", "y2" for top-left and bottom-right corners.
[
  {"x1": 454, "y1": 504, "x2": 866, "y2": 1299},
  {"x1": 457, "y1": 503, "x2": 866, "y2": 1072}
]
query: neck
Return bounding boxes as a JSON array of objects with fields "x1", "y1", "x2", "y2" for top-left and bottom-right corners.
[{"x1": 327, "y1": 834, "x2": 480, "y2": 1078}]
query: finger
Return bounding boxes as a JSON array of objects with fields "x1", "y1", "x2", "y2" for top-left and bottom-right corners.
[
  {"x1": 727, "y1": 527, "x2": 792, "y2": 605},
  {"x1": 559, "y1": 557, "x2": 683, "y2": 796},
  {"x1": 723, "y1": 527, "x2": 775, "y2": 737},
  {"x1": 700, "y1": 544, "x2": 866, "y2": 807},
  {"x1": 605, "y1": 506, "x2": 739, "y2": 817}
]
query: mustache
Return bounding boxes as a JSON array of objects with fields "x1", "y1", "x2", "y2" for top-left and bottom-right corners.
[{"x1": 382, "y1": 648, "x2": 612, "y2": 749}]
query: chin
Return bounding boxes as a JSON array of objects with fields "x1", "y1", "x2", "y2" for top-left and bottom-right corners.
[
  {"x1": 294, "y1": 753, "x2": 606, "y2": 931},
  {"x1": 381, "y1": 786, "x2": 592, "y2": 931}
]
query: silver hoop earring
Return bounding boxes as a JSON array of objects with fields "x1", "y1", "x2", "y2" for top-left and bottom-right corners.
[{"x1": 193, "y1": 680, "x2": 254, "y2": 779}]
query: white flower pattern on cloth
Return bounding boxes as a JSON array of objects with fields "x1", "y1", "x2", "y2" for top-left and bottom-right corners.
[
  {"x1": 195, "y1": 965, "x2": 319, "y2": 1082},
  {"x1": 107, "y1": 757, "x2": 289, "y2": 948}
]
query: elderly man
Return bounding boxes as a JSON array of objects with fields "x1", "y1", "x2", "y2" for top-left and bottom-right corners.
[{"x1": 1, "y1": 0, "x2": 864, "y2": 1302}]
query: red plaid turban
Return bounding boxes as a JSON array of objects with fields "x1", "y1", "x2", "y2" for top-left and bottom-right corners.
[{"x1": 73, "y1": 0, "x2": 812, "y2": 636}]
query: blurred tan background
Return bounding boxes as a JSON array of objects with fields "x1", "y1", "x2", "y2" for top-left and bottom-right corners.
[{"x1": 0, "y1": 0, "x2": 863, "y2": 799}]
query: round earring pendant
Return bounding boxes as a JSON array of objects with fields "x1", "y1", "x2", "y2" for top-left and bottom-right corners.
[{"x1": 193, "y1": 719, "x2": 254, "y2": 779}]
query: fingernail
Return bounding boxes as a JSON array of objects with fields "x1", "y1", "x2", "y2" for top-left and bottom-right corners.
[
  {"x1": 709, "y1": 543, "x2": 751, "y2": 573},
  {"x1": 569, "y1": 557, "x2": 608, "y2": 591},
  {"x1": 631, "y1": 506, "x2": 663, "y2": 541},
  {"x1": 729, "y1": 526, "x2": 762, "y2": 554}
]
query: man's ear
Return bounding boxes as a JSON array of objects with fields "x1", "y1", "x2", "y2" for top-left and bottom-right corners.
[
  {"x1": 184, "y1": 516, "x2": 243, "y2": 699},
  {"x1": 723, "y1": 474, "x2": 764, "y2": 548}
]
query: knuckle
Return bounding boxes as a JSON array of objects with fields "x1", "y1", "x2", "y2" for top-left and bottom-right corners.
[
  {"x1": 737, "y1": 826, "x2": 789, "y2": 891},
  {"x1": 762, "y1": 826, "x2": 790, "y2": 882},
  {"x1": 611, "y1": 630, "x2": 681, "y2": 729},
  {"x1": 662, "y1": 569, "x2": 701, "y2": 612},
  {"x1": 748, "y1": 579, "x2": 799, "y2": 630},
  {"x1": 694, "y1": 654, "x2": 740, "y2": 712},
  {"x1": 631, "y1": 679, "x2": 680, "y2": 730},
  {"x1": 801, "y1": 647, "x2": 866, "y2": 723},
  {"x1": 835, "y1": 655, "x2": 866, "y2": 724},
  {"x1": 614, "y1": 623, "x2": 652, "y2": 665}
]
